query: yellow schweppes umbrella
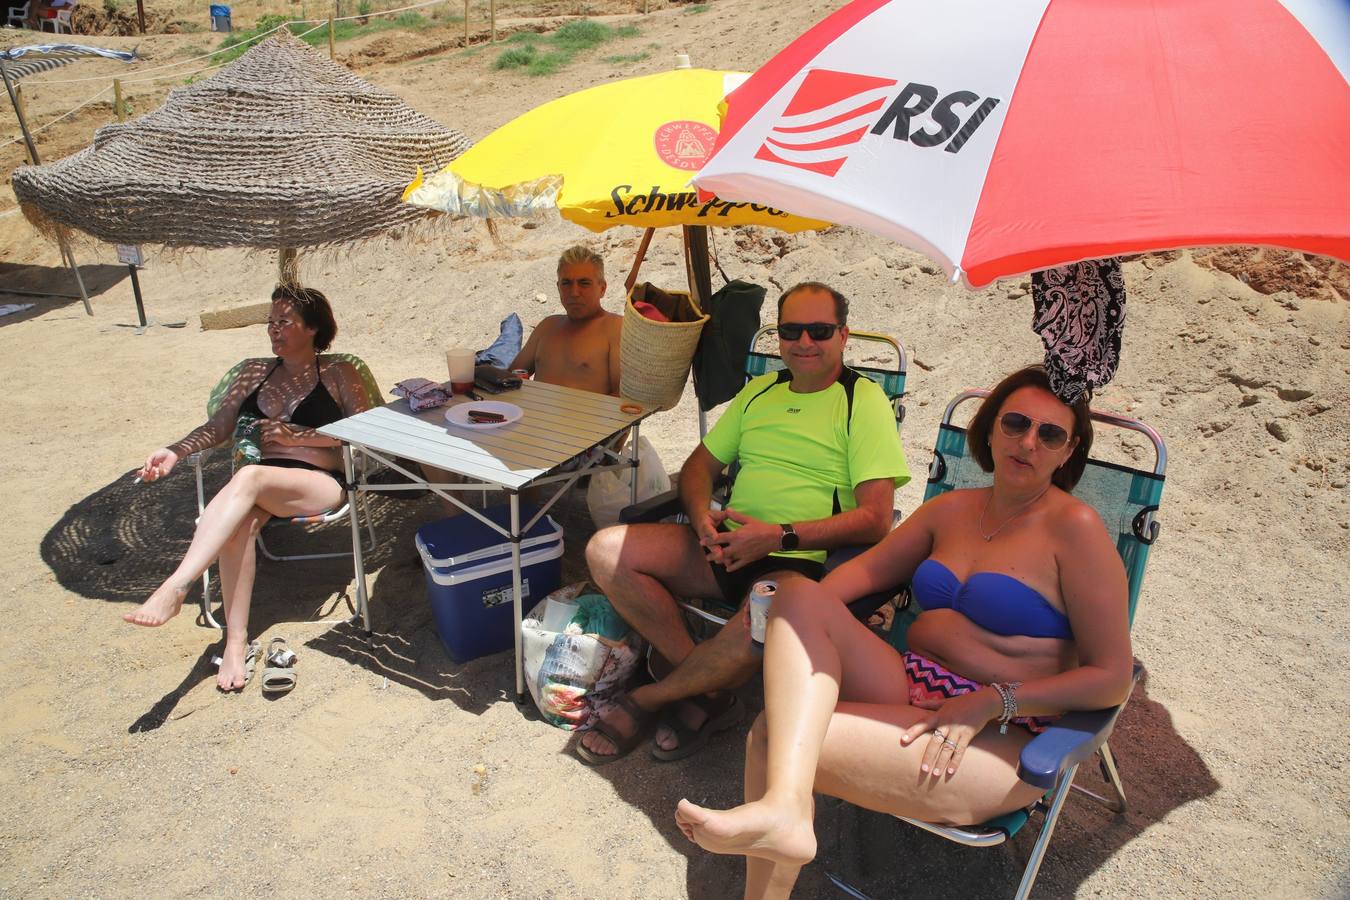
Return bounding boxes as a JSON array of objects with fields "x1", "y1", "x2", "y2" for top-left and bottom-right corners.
[{"x1": 403, "y1": 67, "x2": 827, "y2": 232}]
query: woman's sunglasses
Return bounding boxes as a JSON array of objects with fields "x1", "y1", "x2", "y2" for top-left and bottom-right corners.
[
  {"x1": 999, "y1": 412, "x2": 1071, "y2": 450},
  {"x1": 778, "y1": 321, "x2": 840, "y2": 341}
]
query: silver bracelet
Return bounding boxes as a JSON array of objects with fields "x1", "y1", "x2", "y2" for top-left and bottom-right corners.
[{"x1": 993, "y1": 681, "x2": 1022, "y2": 734}]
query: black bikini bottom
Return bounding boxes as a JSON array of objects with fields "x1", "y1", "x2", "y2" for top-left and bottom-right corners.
[{"x1": 259, "y1": 457, "x2": 345, "y2": 486}]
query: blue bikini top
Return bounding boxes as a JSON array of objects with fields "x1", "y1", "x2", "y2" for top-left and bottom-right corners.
[{"x1": 912, "y1": 559, "x2": 1073, "y2": 640}]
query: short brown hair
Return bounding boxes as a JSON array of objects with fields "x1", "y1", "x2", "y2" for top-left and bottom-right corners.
[
  {"x1": 272, "y1": 284, "x2": 337, "y2": 353},
  {"x1": 557, "y1": 245, "x2": 606, "y2": 282},
  {"x1": 777, "y1": 281, "x2": 848, "y2": 326},
  {"x1": 968, "y1": 365, "x2": 1093, "y2": 491}
]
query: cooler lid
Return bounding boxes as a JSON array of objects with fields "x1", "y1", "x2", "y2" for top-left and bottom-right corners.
[{"x1": 415, "y1": 504, "x2": 562, "y2": 568}]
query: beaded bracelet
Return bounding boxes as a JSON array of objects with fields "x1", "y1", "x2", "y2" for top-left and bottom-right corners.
[{"x1": 992, "y1": 681, "x2": 1022, "y2": 734}]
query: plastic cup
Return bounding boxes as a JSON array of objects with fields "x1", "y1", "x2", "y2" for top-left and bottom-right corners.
[
  {"x1": 446, "y1": 347, "x2": 475, "y2": 395},
  {"x1": 541, "y1": 597, "x2": 579, "y2": 632}
]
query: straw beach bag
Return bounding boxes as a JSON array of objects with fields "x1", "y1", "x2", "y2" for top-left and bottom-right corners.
[{"x1": 620, "y1": 282, "x2": 709, "y2": 410}]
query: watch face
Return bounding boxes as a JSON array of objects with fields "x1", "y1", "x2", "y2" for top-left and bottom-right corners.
[{"x1": 781, "y1": 525, "x2": 799, "y2": 551}]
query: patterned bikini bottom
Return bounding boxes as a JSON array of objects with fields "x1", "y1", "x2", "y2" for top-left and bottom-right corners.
[{"x1": 902, "y1": 650, "x2": 1058, "y2": 735}]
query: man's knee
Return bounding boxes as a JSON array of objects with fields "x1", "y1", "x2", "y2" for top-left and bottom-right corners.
[{"x1": 584, "y1": 524, "x2": 628, "y2": 587}]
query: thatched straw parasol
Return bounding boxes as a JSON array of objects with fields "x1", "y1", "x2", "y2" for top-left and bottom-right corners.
[{"x1": 12, "y1": 31, "x2": 472, "y2": 254}]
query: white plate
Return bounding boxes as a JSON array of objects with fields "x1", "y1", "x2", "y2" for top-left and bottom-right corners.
[{"x1": 444, "y1": 401, "x2": 523, "y2": 430}]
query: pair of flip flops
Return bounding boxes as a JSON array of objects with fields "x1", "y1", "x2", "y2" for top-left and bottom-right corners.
[
  {"x1": 211, "y1": 640, "x2": 261, "y2": 692},
  {"x1": 575, "y1": 693, "x2": 744, "y2": 765},
  {"x1": 261, "y1": 637, "x2": 298, "y2": 696}
]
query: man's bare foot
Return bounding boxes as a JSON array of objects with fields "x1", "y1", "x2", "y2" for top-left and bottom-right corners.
[
  {"x1": 674, "y1": 798, "x2": 817, "y2": 866},
  {"x1": 216, "y1": 640, "x2": 254, "y2": 691},
  {"x1": 123, "y1": 584, "x2": 188, "y2": 627}
]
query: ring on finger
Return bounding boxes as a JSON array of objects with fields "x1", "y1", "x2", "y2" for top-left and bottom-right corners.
[
  {"x1": 932, "y1": 729, "x2": 946, "y2": 740},
  {"x1": 942, "y1": 739, "x2": 958, "y2": 749}
]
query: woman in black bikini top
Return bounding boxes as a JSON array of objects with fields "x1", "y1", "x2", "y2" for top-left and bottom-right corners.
[{"x1": 123, "y1": 285, "x2": 374, "y2": 694}]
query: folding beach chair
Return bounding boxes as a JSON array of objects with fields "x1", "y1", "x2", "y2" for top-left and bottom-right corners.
[
  {"x1": 828, "y1": 388, "x2": 1166, "y2": 900},
  {"x1": 621, "y1": 324, "x2": 909, "y2": 629},
  {"x1": 191, "y1": 353, "x2": 383, "y2": 628}
]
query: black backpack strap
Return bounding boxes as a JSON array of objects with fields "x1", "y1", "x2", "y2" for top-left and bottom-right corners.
[{"x1": 833, "y1": 367, "x2": 864, "y2": 514}]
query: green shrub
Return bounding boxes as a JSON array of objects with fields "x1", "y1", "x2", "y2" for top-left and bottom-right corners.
[
  {"x1": 493, "y1": 18, "x2": 641, "y2": 77},
  {"x1": 494, "y1": 46, "x2": 538, "y2": 70}
]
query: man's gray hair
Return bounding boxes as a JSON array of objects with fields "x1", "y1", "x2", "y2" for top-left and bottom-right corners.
[{"x1": 557, "y1": 245, "x2": 606, "y2": 281}]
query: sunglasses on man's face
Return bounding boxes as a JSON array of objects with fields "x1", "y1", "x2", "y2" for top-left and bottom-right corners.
[
  {"x1": 998, "y1": 412, "x2": 1071, "y2": 450},
  {"x1": 778, "y1": 321, "x2": 840, "y2": 342}
]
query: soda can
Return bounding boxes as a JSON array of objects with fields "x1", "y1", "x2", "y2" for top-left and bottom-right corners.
[{"x1": 748, "y1": 580, "x2": 777, "y2": 655}]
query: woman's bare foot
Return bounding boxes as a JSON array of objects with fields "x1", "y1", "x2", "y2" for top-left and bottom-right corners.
[
  {"x1": 674, "y1": 798, "x2": 817, "y2": 866},
  {"x1": 123, "y1": 584, "x2": 188, "y2": 627},
  {"x1": 216, "y1": 640, "x2": 253, "y2": 691}
]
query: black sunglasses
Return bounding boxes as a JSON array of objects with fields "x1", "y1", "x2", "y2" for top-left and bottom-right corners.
[
  {"x1": 999, "y1": 412, "x2": 1071, "y2": 450},
  {"x1": 778, "y1": 321, "x2": 840, "y2": 341}
]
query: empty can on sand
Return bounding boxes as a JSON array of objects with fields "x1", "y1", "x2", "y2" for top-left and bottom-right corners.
[{"x1": 749, "y1": 580, "x2": 777, "y2": 655}]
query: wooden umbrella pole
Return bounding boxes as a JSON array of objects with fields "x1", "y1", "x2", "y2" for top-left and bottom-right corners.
[
  {"x1": 279, "y1": 248, "x2": 299, "y2": 285},
  {"x1": 1, "y1": 59, "x2": 93, "y2": 316},
  {"x1": 682, "y1": 224, "x2": 712, "y2": 311}
]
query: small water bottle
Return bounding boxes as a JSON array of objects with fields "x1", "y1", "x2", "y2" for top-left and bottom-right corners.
[{"x1": 748, "y1": 580, "x2": 777, "y2": 656}]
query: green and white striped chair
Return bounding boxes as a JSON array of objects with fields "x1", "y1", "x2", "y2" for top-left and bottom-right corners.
[{"x1": 191, "y1": 353, "x2": 383, "y2": 628}]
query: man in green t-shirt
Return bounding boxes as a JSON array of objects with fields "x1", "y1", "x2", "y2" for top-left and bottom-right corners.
[{"x1": 578, "y1": 282, "x2": 911, "y2": 765}]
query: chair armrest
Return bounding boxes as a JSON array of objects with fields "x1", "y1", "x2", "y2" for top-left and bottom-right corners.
[
  {"x1": 619, "y1": 487, "x2": 683, "y2": 523},
  {"x1": 1016, "y1": 661, "x2": 1142, "y2": 791},
  {"x1": 618, "y1": 473, "x2": 732, "y2": 525}
]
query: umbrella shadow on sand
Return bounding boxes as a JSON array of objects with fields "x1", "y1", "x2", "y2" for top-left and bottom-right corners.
[
  {"x1": 571, "y1": 667, "x2": 1218, "y2": 898},
  {"x1": 40, "y1": 454, "x2": 436, "y2": 729},
  {"x1": 0, "y1": 262, "x2": 130, "y2": 325}
]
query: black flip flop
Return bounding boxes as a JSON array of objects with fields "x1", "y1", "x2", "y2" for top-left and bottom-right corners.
[
  {"x1": 651, "y1": 694, "x2": 744, "y2": 762},
  {"x1": 575, "y1": 694, "x2": 657, "y2": 766}
]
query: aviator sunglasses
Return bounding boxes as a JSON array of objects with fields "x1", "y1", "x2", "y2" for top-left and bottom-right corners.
[
  {"x1": 778, "y1": 321, "x2": 841, "y2": 341},
  {"x1": 999, "y1": 412, "x2": 1071, "y2": 450}
]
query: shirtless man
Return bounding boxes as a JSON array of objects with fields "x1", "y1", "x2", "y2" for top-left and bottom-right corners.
[
  {"x1": 511, "y1": 245, "x2": 622, "y2": 395},
  {"x1": 425, "y1": 246, "x2": 622, "y2": 510}
]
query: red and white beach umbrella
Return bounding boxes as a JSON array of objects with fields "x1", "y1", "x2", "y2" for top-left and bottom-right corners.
[{"x1": 693, "y1": 0, "x2": 1350, "y2": 288}]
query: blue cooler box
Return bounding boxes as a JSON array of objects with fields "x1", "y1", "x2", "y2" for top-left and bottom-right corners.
[{"x1": 415, "y1": 505, "x2": 563, "y2": 663}]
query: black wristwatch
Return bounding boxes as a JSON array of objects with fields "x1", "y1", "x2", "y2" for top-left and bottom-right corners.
[{"x1": 779, "y1": 523, "x2": 799, "y2": 551}]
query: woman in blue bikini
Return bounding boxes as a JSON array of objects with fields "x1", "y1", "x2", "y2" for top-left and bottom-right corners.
[
  {"x1": 123, "y1": 285, "x2": 372, "y2": 691},
  {"x1": 675, "y1": 365, "x2": 1134, "y2": 898}
]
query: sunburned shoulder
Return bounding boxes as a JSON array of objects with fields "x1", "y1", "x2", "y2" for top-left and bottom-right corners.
[{"x1": 1049, "y1": 492, "x2": 1109, "y2": 543}]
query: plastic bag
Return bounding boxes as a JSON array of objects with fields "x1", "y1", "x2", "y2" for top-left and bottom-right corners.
[
  {"x1": 585, "y1": 435, "x2": 670, "y2": 529},
  {"x1": 521, "y1": 583, "x2": 644, "y2": 731}
]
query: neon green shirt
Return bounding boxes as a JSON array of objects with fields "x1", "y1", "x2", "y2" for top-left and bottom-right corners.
[{"x1": 702, "y1": 371, "x2": 911, "y2": 563}]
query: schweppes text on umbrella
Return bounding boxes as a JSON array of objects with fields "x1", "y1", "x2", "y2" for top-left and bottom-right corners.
[{"x1": 605, "y1": 184, "x2": 794, "y2": 219}]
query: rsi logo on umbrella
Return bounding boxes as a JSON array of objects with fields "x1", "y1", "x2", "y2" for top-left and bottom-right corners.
[{"x1": 753, "y1": 69, "x2": 1001, "y2": 177}]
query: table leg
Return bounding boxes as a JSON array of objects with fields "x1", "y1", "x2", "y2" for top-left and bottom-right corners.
[
  {"x1": 510, "y1": 492, "x2": 525, "y2": 702},
  {"x1": 344, "y1": 444, "x2": 372, "y2": 634},
  {"x1": 628, "y1": 422, "x2": 641, "y2": 508}
]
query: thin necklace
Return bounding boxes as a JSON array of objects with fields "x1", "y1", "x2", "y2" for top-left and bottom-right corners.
[{"x1": 978, "y1": 485, "x2": 1051, "y2": 542}]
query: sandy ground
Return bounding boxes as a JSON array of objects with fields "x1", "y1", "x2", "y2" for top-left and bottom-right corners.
[{"x1": 2, "y1": 2, "x2": 1349, "y2": 897}]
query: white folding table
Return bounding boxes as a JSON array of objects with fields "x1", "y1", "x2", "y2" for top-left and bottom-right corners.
[{"x1": 318, "y1": 380, "x2": 654, "y2": 698}]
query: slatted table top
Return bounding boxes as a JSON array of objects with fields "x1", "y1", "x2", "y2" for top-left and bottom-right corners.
[{"x1": 318, "y1": 380, "x2": 652, "y2": 491}]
